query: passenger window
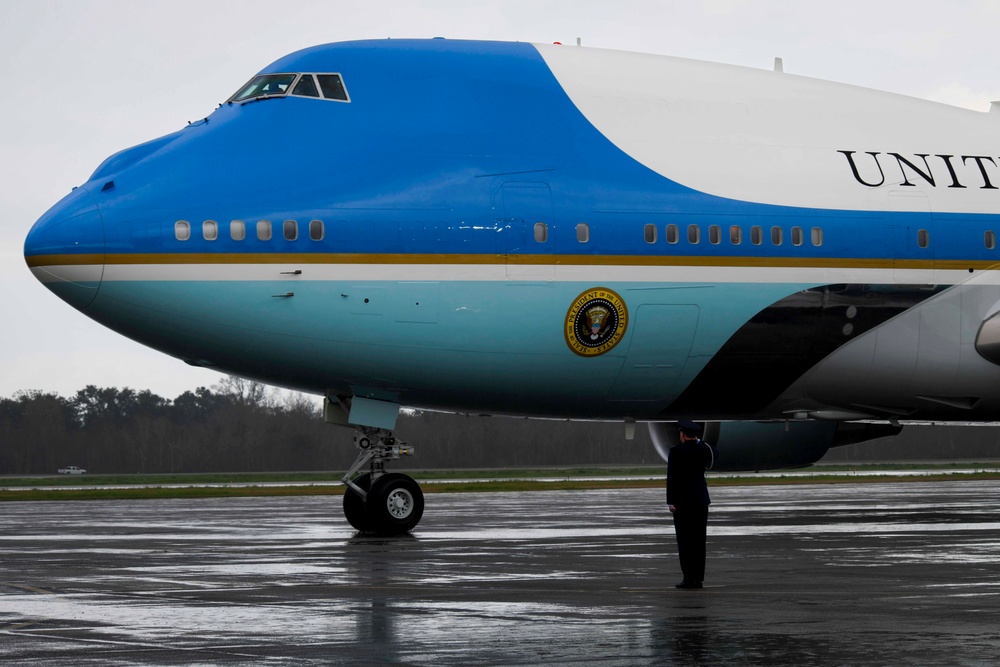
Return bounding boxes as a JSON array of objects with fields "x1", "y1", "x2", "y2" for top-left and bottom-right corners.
[
  {"x1": 203, "y1": 220, "x2": 218, "y2": 241},
  {"x1": 666, "y1": 224, "x2": 679, "y2": 244},
  {"x1": 576, "y1": 223, "x2": 590, "y2": 243},
  {"x1": 534, "y1": 222, "x2": 548, "y2": 243},
  {"x1": 309, "y1": 219, "x2": 324, "y2": 241},
  {"x1": 230, "y1": 220, "x2": 246, "y2": 241},
  {"x1": 811, "y1": 227, "x2": 823, "y2": 246},
  {"x1": 709, "y1": 225, "x2": 721, "y2": 245},
  {"x1": 644, "y1": 224, "x2": 657, "y2": 244},
  {"x1": 751, "y1": 226, "x2": 763, "y2": 245},
  {"x1": 771, "y1": 226, "x2": 783, "y2": 246},
  {"x1": 687, "y1": 224, "x2": 700, "y2": 244},
  {"x1": 730, "y1": 225, "x2": 742, "y2": 245},
  {"x1": 292, "y1": 74, "x2": 320, "y2": 98},
  {"x1": 174, "y1": 220, "x2": 190, "y2": 241},
  {"x1": 917, "y1": 229, "x2": 929, "y2": 248},
  {"x1": 987, "y1": 230, "x2": 996, "y2": 250},
  {"x1": 791, "y1": 226, "x2": 803, "y2": 246},
  {"x1": 317, "y1": 74, "x2": 349, "y2": 101},
  {"x1": 257, "y1": 220, "x2": 272, "y2": 241},
  {"x1": 284, "y1": 220, "x2": 298, "y2": 241}
]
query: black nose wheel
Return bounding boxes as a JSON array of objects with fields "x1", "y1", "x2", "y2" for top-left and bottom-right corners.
[{"x1": 343, "y1": 472, "x2": 424, "y2": 534}]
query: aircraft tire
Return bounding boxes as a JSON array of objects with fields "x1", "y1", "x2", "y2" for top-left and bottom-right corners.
[
  {"x1": 343, "y1": 472, "x2": 375, "y2": 532},
  {"x1": 367, "y1": 473, "x2": 424, "y2": 535}
]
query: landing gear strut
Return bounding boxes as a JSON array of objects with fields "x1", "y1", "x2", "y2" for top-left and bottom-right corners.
[{"x1": 342, "y1": 428, "x2": 424, "y2": 534}]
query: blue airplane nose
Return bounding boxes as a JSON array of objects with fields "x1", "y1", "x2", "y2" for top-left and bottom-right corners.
[{"x1": 24, "y1": 188, "x2": 106, "y2": 311}]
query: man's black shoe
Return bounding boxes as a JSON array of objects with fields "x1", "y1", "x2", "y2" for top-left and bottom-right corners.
[{"x1": 675, "y1": 580, "x2": 703, "y2": 589}]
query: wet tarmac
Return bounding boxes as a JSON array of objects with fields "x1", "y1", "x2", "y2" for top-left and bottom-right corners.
[{"x1": 1, "y1": 480, "x2": 999, "y2": 666}]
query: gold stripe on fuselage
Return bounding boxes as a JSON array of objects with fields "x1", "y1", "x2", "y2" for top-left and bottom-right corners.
[{"x1": 25, "y1": 252, "x2": 990, "y2": 271}]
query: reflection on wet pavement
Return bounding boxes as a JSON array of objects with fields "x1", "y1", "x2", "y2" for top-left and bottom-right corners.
[{"x1": 1, "y1": 481, "x2": 999, "y2": 665}]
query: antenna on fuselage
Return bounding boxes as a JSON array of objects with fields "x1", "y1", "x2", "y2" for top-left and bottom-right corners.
[
  {"x1": 577, "y1": 37, "x2": 582, "y2": 46},
  {"x1": 773, "y1": 57, "x2": 784, "y2": 73}
]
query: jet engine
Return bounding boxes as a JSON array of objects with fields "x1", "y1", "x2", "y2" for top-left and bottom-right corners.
[{"x1": 649, "y1": 420, "x2": 901, "y2": 472}]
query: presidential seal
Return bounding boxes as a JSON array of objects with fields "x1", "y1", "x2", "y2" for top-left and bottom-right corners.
[{"x1": 565, "y1": 288, "x2": 628, "y2": 357}]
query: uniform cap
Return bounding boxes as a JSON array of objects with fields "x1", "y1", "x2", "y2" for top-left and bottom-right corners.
[{"x1": 677, "y1": 419, "x2": 703, "y2": 435}]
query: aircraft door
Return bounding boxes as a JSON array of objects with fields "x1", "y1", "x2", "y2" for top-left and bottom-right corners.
[
  {"x1": 609, "y1": 305, "x2": 700, "y2": 401},
  {"x1": 500, "y1": 182, "x2": 555, "y2": 280}
]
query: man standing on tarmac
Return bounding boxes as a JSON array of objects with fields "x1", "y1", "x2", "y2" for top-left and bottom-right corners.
[{"x1": 667, "y1": 419, "x2": 719, "y2": 589}]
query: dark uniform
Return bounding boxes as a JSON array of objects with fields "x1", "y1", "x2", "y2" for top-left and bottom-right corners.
[{"x1": 667, "y1": 422, "x2": 718, "y2": 588}]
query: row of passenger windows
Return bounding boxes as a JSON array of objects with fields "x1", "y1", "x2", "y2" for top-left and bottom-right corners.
[
  {"x1": 173, "y1": 219, "x2": 1000, "y2": 252},
  {"x1": 529, "y1": 222, "x2": 826, "y2": 247},
  {"x1": 175, "y1": 220, "x2": 324, "y2": 242},
  {"x1": 640, "y1": 223, "x2": 824, "y2": 247},
  {"x1": 562, "y1": 224, "x2": 992, "y2": 250},
  {"x1": 176, "y1": 219, "x2": 828, "y2": 248}
]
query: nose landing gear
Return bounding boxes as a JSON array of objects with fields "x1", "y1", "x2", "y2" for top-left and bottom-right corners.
[{"x1": 342, "y1": 428, "x2": 424, "y2": 534}]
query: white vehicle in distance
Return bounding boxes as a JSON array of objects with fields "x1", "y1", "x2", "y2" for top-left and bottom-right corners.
[{"x1": 57, "y1": 466, "x2": 86, "y2": 475}]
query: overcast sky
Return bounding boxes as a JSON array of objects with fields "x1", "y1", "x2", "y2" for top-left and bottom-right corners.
[{"x1": 2, "y1": 0, "x2": 1000, "y2": 401}]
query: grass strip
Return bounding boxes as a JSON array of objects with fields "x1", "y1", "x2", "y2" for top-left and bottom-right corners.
[
  {"x1": 2, "y1": 471, "x2": 999, "y2": 502},
  {"x1": 0, "y1": 468, "x2": 662, "y2": 488},
  {"x1": 3, "y1": 462, "x2": 999, "y2": 488}
]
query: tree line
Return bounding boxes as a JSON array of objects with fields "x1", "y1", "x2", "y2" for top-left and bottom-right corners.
[
  {"x1": 0, "y1": 377, "x2": 655, "y2": 475},
  {"x1": 3, "y1": 377, "x2": 999, "y2": 476},
  {"x1": 0, "y1": 378, "x2": 334, "y2": 475}
]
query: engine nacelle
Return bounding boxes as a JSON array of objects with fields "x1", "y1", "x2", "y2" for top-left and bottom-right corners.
[{"x1": 648, "y1": 421, "x2": 901, "y2": 472}]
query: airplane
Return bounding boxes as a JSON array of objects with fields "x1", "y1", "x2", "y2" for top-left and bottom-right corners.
[{"x1": 24, "y1": 38, "x2": 1000, "y2": 535}]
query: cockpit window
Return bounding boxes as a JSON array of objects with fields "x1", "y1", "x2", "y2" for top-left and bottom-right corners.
[
  {"x1": 291, "y1": 74, "x2": 320, "y2": 98},
  {"x1": 317, "y1": 74, "x2": 349, "y2": 101},
  {"x1": 231, "y1": 72, "x2": 350, "y2": 104},
  {"x1": 230, "y1": 74, "x2": 297, "y2": 102}
]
